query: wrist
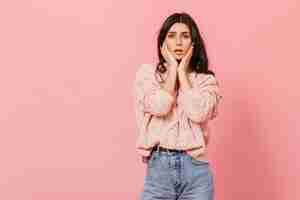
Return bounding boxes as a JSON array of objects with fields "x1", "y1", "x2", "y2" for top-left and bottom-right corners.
[
  {"x1": 177, "y1": 69, "x2": 186, "y2": 76},
  {"x1": 168, "y1": 63, "x2": 178, "y2": 70}
]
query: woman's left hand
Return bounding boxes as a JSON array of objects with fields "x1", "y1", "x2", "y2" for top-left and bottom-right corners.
[{"x1": 177, "y1": 43, "x2": 194, "y2": 74}]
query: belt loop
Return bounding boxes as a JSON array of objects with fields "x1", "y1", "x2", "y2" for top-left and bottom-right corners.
[
  {"x1": 163, "y1": 145, "x2": 170, "y2": 155},
  {"x1": 156, "y1": 143, "x2": 160, "y2": 153}
]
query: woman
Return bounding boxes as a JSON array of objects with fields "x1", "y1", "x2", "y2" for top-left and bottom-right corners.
[{"x1": 133, "y1": 12, "x2": 222, "y2": 200}]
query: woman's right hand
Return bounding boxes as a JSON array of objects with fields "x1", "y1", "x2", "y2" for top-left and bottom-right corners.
[
  {"x1": 142, "y1": 156, "x2": 150, "y2": 164},
  {"x1": 160, "y1": 41, "x2": 178, "y2": 69}
]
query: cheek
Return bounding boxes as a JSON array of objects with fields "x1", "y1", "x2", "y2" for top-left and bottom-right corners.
[
  {"x1": 184, "y1": 40, "x2": 192, "y2": 47},
  {"x1": 183, "y1": 42, "x2": 192, "y2": 52},
  {"x1": 166, "y1": 39, "x2": 175, "y2": 48}
]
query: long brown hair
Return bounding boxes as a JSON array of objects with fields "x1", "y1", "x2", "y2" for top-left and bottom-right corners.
[{"x1": 156, "y1": 12, "x2": 215, "y2": 78}]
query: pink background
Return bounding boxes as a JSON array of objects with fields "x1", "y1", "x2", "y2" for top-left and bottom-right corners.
[{"x1": 1, "y1": 0, "x2": 299, "y2": 199}]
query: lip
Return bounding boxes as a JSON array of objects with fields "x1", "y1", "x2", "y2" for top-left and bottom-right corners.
[
  {"x1": 175, "y1": 51, "x2": 183, "y2": 55},
  {"x1": 174, "y1": 50, "x2": 184, "y2": 54}
]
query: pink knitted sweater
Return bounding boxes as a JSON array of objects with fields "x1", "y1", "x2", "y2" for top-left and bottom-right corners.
[{"x1": 132, "y1": 63, "x2": 222, "y2": 162}]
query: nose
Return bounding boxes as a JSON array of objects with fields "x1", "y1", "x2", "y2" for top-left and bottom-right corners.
[{"x1": 176, "y1": 36, "x2": 182, "y2": 46}]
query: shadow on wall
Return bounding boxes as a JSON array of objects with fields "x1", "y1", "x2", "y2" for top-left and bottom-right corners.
[{"x1": 214, "y1": 89, "x2": 278, "y2": 200}]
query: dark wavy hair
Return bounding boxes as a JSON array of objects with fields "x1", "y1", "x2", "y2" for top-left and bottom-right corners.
[{"x1": 156, "y1": 12, "x2": 215, "y2": 77}]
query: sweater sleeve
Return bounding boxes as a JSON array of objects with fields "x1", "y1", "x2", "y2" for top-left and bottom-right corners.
[
  {"x1": 180, "y1": 74, "x2": 223, "y2": 124},
  {"x1": 133, "y1": 64, "x2": 175, "y2": 118}
]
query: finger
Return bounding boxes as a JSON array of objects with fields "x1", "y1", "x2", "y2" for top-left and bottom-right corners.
[
  {"x1": 161, "y1": 42, "x2": 166, "y2": 56},
  {"x1": 162, "y1": 47, "x2": 167, "y2": 60},
  {"x1": 186, "y1": 45, "x2": 194, "y2": 59},
  {"x1": 164, "y1": 43, "x2": 170, "y2": 56},
  {"x1": 160, "y1": 41, "x2": 165, "y2": 53},
  {"x1": 162, "y1": 41, "x2": 166, "y2": 52},
  {"x1": 166, "y1": 48, "x2": 175, "y2": 61},
  {"x1": 166, "y1": 44, "x2": 173, "y2": 57},
  {"x1": 160, "y1": 43, "x2": 163, "y2": 54},
  {"x1": 164, "y1": 42, "x2": 168, "y2": 55},
  {"x1": 162, "y1": 41, "x2": 166, "y2": 50},
  {"x1": 188, "y1": 44, "x2": 194, "y2": 54},
  {"x1": 162, "y1": 45, "x2": 171, "y2": 63},
  {"x1": 165, "y1": 44, "x2": 173, "y2": 57},
  {"x1": 182, "y1": 46, "x2": 193, "y2": 62}
]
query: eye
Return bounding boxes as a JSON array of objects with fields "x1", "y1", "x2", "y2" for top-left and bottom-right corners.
[
  {"x1": 167, "y1": 34, "x2": 175, "y2": 38},
  {"x1": 183, "y1": 35, "x2": 190, "y2": 38}
]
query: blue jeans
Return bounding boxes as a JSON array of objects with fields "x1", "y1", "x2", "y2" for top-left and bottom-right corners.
[{"x1": 140, "y1": 149, "x2": 214, "y2": 200}]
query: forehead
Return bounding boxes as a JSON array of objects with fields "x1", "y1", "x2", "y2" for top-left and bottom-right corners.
[{"x1": 168, "y1": 23, "x2": 190, "y2": 33}]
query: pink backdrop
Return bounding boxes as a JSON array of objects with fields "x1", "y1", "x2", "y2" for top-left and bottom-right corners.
[{"x1": 0, "y1": 0, "x2": 299, "y2": 199}]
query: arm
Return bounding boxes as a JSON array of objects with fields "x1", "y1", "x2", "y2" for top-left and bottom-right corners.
[
  {"x1": 133, "y1": 64, "x2": 177, "y2": 117},
  {"x1": 133, "y1": 64, "x2": 178, "y2": 159},
  {"x1": 179, "y1": 73, "x2": 223, "y2": 124}
]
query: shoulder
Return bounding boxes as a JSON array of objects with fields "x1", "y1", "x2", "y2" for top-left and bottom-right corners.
[
  {"x1": 135, "y1": 63, "x2": 156, "y2": 80},
  {"x1": 136, "y1": 63, "x2": 155, "y2": 74}
]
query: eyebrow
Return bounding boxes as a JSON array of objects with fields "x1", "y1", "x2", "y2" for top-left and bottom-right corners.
[{"x1": 168, "y1": 31, "x2": 190, "y2": 34}]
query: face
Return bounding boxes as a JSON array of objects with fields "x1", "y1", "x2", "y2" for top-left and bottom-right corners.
[{"x1": 165, "y1": 23, "x2": 192, "y2": 61}]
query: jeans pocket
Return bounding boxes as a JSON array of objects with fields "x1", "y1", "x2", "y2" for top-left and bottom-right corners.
[
  {"x1": 190, "y1": 156, "x2": 210, "y2": 166},
  {"x1": 147, "y1": 153, "x2": 158, "y2": 168}
]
